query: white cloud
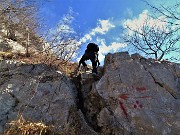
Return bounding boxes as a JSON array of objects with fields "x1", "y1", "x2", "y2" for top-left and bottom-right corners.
[
  {"x1": 124, "y1": 8, "x2": 133, "y2": 18},
  {"x1": 80, "y1": 33, "x2": 93, "y2": 43},
  {"x1": 79, "y1": 19, "x2": 115, "y2": 44},
  {"x1": 110, "y1": 42, "x2": 127, "y2": 51},
  {"x1": 123, "y1": 10, "x2": 168, "y2": 35},
  {"x1": 99, "y1": 41, "x2": 127, "y2": 54},
  {"x1": 92, "y1": 20, "x2": 115, "y2": 34},
  {"x1": 97, "y1": 39, "x2": 127, "y2": 63}
]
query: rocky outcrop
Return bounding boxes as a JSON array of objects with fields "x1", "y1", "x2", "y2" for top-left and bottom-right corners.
[
  {"x1": 0, "y1": 51, "x2": 180, "y2": 135},
  {"x1": 80, "y1": 52, "x2": 180, "y2": 135},
  {"x1": 0, "y1": 60, "x2": 77, "y2": 133},
  {"x1": 0, "y1": 38, "x2": 26, "y2": 53},
  {"x1": 0, "y1": 60, "x2": 105, "y2": 135}
]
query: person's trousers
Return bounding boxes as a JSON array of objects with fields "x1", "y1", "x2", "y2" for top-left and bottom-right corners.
[{"x1": 79, "y1": 52, "x2": 97, "y2": 74}]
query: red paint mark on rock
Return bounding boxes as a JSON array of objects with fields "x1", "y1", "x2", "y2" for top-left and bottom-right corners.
[
  {"x1": 119, "y1": 94, "x2": 130, "y2": 100},
  {"x1": 133, "y1": 100, "x2": 143, "y2": 109},
  {"x1": 136, "y1": 87, "x2": 146, "y2": 92},
  {"x1": 133, "y1": 104, "x2": 137, "y2": 109},
  {"x1": 139, "y1": 104, "x2": 143, "y2": 108},
  {"x1": 136, "y1": 100, "x2": 139, "y2": 104},
  {"x1": 119, "y1": 101, "x2": 128, "y2": 117}
]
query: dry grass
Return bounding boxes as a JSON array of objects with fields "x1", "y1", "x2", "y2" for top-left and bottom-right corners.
[
  {"x1": 0, "y1": 51, "x2": 14, "y2": 59},
  {"x1": 0, "y1": 51, "x2": 78, "y2": 77},
  {"x1": 4, "y1": 115, "x2": 55, "y2": 135}
]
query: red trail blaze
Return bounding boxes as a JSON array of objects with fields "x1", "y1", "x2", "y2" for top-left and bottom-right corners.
[
  {"x1": 119, "y1": 101, "x2": 128, "y2": 117},
  {"x1": 136, "y1": 87, "x2": 146, "y2": 92},
  {"x1": 119, "y1": 94, "x2": 130, "y2": 100}
]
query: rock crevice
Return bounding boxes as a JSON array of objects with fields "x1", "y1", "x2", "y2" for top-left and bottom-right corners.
[{"x1": 142, "y1": 63, "x2": 179, "y2": 99}]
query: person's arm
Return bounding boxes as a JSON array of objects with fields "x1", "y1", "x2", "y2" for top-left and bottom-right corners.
[{"x1": 96, "y1": 53, "x2": 100, "y2": 67}]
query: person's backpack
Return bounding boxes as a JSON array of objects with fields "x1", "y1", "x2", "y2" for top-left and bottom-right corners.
[{"x1": 86, "y1": 43, "x2": 99, "y2": 52}]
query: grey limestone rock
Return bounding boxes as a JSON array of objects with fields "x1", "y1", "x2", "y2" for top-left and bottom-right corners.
[
  {"x1": 0, "y1": 52, "x2": 180, "y2": 135},
  {"x1": 80, "y1": 52, "x2": 180, "y2": 135}
]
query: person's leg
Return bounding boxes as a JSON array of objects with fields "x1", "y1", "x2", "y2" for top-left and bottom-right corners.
[{"x1": 90, "y1": 53, "x2": 97, "y2": 74}]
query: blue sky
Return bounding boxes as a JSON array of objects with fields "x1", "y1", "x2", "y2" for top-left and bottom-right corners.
[{"x1": 39, "y1": 0, "x2": 180, "y2": 64}]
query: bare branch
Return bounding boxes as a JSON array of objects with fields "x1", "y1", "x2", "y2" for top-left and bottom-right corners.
[{"x1": 122, "y1": 14, "x2": 179, "y2": 61}]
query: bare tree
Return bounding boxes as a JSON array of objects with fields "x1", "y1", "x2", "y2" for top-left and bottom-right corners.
[
  {"x1": 41, "y1": 8, "x2": 80, "y2": 70},
  {"x1": 123, "y1": 16, "x2": 179, "y2": 61},
  {"x1": 0, "y1": 0, "x2": 43, "y2": 57},
  {"x1": 0, "y1": 0, "x2": 38, "y2": 37},
  {"x1": 0, "y1": 0, "x2": 80, "y2": 72},
  {"x1": 143, "y1": 0, "x2": 180, "y2": 26}
]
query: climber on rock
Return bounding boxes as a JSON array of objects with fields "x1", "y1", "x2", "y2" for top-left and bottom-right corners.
[{"x1": 78, "y1": 43, "x2": 100, "y2": 75}]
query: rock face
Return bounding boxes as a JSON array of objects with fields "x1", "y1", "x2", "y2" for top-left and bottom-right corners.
[
  {"x1": 0, "y1": 60, "x2": 102, "y2": 135},
  {"x1": 0, "y1": 60, "x2": 77, "y2": 134},
  {"x1": 0, "y1": 38, "x2": 26, "y2": 53},
  {"x1": 80, "y1": 52, "x2": 180, "y2": 135},
  {"x1": 0, "y1": 51, "x2": 180, "y2": 135}
]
